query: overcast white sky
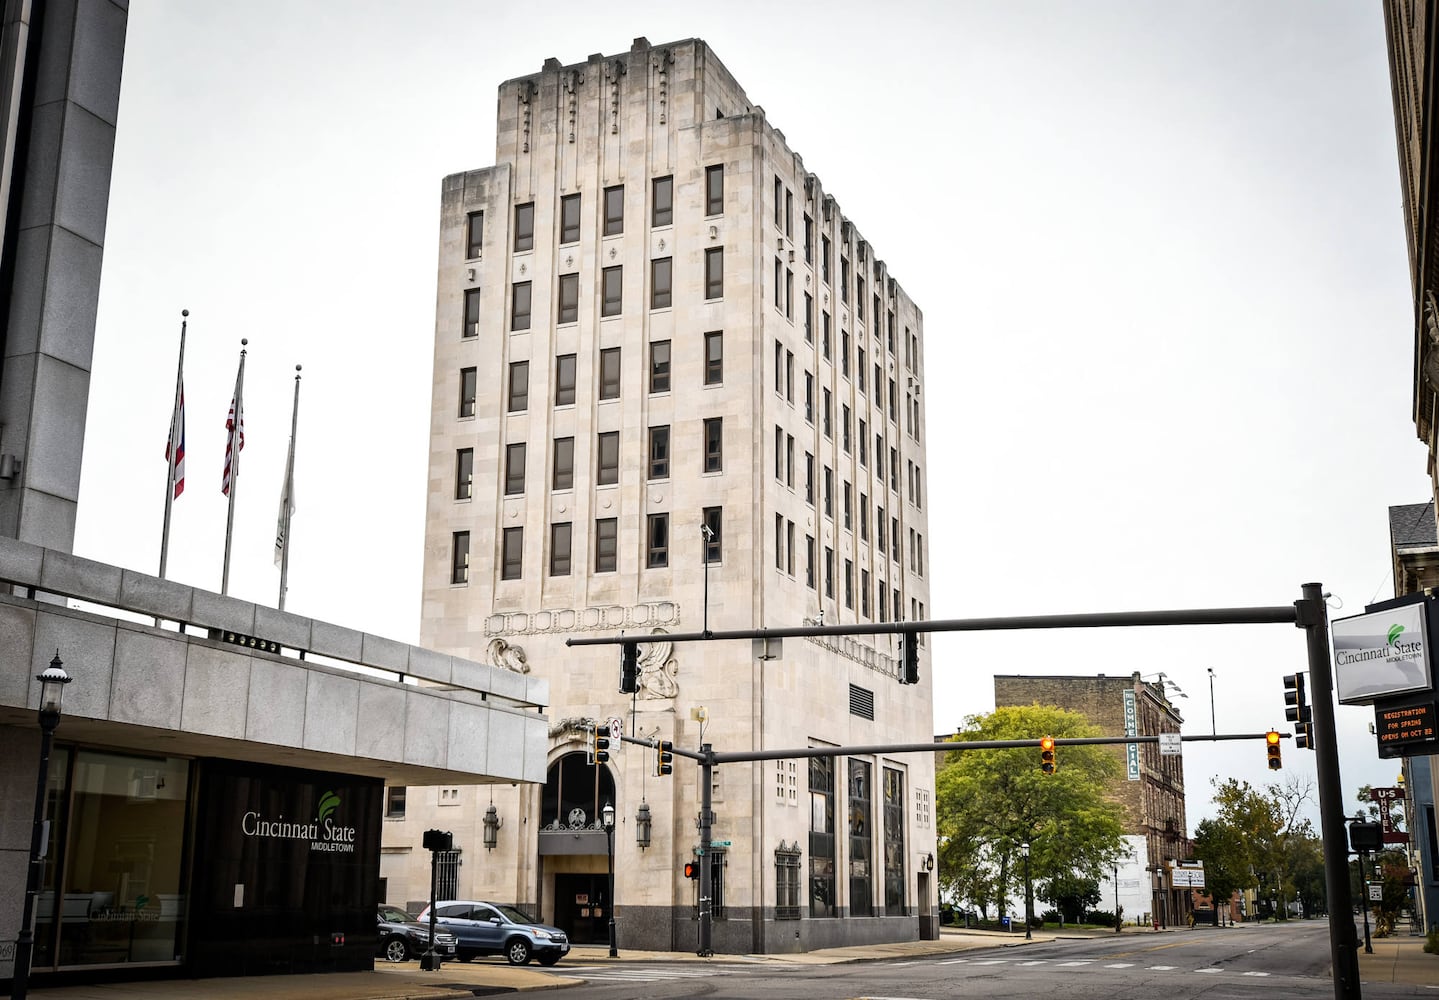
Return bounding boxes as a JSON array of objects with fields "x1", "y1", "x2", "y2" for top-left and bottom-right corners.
[{"x1": 76, "y1": 1, "x2": 1426, "y2": 827}]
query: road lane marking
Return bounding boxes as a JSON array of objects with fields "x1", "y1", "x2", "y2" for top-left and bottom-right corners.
[
  {"x1": 1194, "y1": 968, "x2": 1222, "y2": 974},
  {"x1": 1017, "y1": 960, "x2": 1049, "y2": 966},
  {"x1": 1057, "y1": 960, "x2": 1094, "y2": 966},
  {"x1": 936, "y1": 958, "x2": 969, "y2": 965},
  {"x1": 1147, "y1": 965, "x2": 1177, "y2": 970},
  {"x1": 1104, "y1": 963, "x2": 1134, "y2": 968},
  {"x1": 1242, "y1": 971, "x2": 1271, "y2": 977},
  {"x1": 970, "y1": 959, "x2": 1009, "y2": 965}
]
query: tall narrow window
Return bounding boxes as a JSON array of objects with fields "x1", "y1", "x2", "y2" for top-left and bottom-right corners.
[
  {"x1": 841, "y1": 330, "x2": 851, "y2": 377},
  {"x1": 858, "y1": 348, "x2": 867, "y2": 392},
  {"x1": 652, "y1": 175, "x2": 673, "y2": 227},
  {"x1": 604, "y1": 185, "x2": 624, "y2": 236},
  {"x1": 463, "y1": 288, "x2": 481, "y2": 338},
  {"x1": 501, "y1": 526, "x2": 523, "y2": 580},
  {"x1": 883, "y1": 768, "x2": 906, "y2": 914},
  {"x1": 861, "y1": 569, "x2": 871, "y2": 618},
  {"x1": 602, "y1": 266, "x2": 622, "y2": 317},
  {"x1": 842, "y1": 405, "x2": 852, "y2": 453},
  {"x1": 595, "y1": 518, "x2": 618, "y2": 572},
  {"x1": 857, "y1": 278, "x2": 866, "y2": 321},
  {"x1": 507, "y1": 361, "x2": 528, "y2": 412},
  {"x1": 774, "y1": 426, "x2": 784, "y2": 480},
  {"x1": 450, "y1": 531, "x2": 469, "y2": 584},
  {"x1": 786, "y1": 435, "x2": 795, "y2": 487},
  {"x1": 804, "y1": 452, "x2": 815, "y2": 505},
  {"x1": 458, "y1": 367, "x2": 477, "y2": 418},
  {"x1": 706, "y1": 164, "x2": 724, "y2": 215},
  {"x1": 804, "y1": 373, "x2": 814, "y2": 422},
  {"x1": 455, "y1": 448, "x2": 473, "y2": 500},
  {"x1": 775, "y1": 513, "x2": 785, "y2": 570},
  {"x1": 809, "y1": 757, "x2": 835, "y2": 918},
  {"x1": 786, "y1": 352, "x2": 794, "y2": 402},
  {"x1": 822, "y1": 389, "x2": 832, "y2": 437},
  {"x1": 803, "y1": 214, "x2": 813, "y2": 264},
  {"x1": 787, "y1": 521, "x2": 796, "y2": 575},
  {"x1": 550, "y1": 522, "x2": 572, "y2": 576},
  {"x1": 804, "y1": 293, "x2": 814, "y2": 343},
  {"x1": 822, "y1": 312, "x2": 831, "y2": 359},
  {"x1": 805, "y1": 535, "x2": 816, "y2": 589},
  {"x1": 844, "y1": 558, "x2": 854, "y2": 609},
  {"x1": 650, "y1": 340, "x2": 671, "y2": 393},
  {"x1": 504, "y1": 443, "x2": 526, "y2": 495},
  {"x1": 513, "y1": 202, "x2": 534, "y2": 252},
  {"x1": 557, "y1": 273, "x2": 579, "y2": 324},
  {"x1": 775, "y1": 259, "x2": 783, "y2": 310},
  {"x1": 705, "y1": 247, "x2": 724, "y2": 299},
  {"x1": 559, "y1": 193, "x2": 581, "y2": 244},
  {"x1": 597, "y1": 431, "x2": 619, "y2": 485},
  {"x1": 774, "y1": 176, "x2": 784, "y2": 227},
  {"x1": 786, "y1": 269, "x2": 794, "y2": 319},
  {"x1": 702, "y1": 507, "x2": 722, "y2": 563},
  {"x1": 465, "y1": 210, "x2": 484, "y2": 258},
  {"x1": 599, "y1": 347, "x2": 621, "y2": 400},
  {"x1": 555, "y1": 354, "x2": 577, "y2": 406},
  {"x1": 647, "y1": 513, "x2": 669, "y2": 568},
  {"x1": 785, "y1": 189, "x2": 794, "y2": 237},
  {"x1": 552, "y1": 437, "x2": 574, "y2": 491},
  {"x1": 821, "y1": 235, "x2": 831, "y2": 283},
  {"x1": 651, "y1": 257, "x2": 673, "y2": 309},
  {"x1": 824, "y1": 546, "x2": 834, "y2": 598},
  {"x1": 823, "y1": 466, "x2": 833, "y2": 517},
  {"x1": 840, "y1": 255, "x2": 851, "y2": 303},
  {"x1": 511, "y1": 281, "x2": 531, "y2": 331},
  {"x1": 704, "y1": 331, "x2": 724, "y2": 384},
  {"x1": 860, "y1": 493, "x2": 869, "y2": 541},
  {"x1": 843, "y1": 482, "x2": 853, "y2": 530},
  {"x1": 703, "y1": 417, "x2": 723, "y2": 473},
  {"x1": 849, "y1": 760, "x2": 873, "y2": 916},
  {"x1": 649, "y1": 425, "x2": 670, "y2": 480}
]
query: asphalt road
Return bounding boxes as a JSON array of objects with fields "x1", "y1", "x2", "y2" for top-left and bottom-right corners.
[{"x1": 547, "y1": 922, "x2": 1437, "y2": 999}]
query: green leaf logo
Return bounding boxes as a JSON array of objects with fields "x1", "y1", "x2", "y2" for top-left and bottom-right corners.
[
  {"x1": 317, "y1": 790, "x2": 341, "y2": 823},
  {"x1": 1387, "y1": 624, "x2": 1405, "y2": 646},
  {"x1": 135, "y1": 895, "x2": 150, "y2": 910}
]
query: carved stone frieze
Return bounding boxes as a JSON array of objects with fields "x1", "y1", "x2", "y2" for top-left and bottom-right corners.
[{"x1": 484, "y1": 601, "x2": 680, "y2": 637}]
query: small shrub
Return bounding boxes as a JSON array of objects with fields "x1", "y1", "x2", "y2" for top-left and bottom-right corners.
[
  {"x1": 1040, "y1": 909, "x2": 1061, "y2": 924},
  {"x1": 1424, "y1": 928, "x2": 1438, "y2": 955},
  {"x1": 1086, "y1": 909, "x2": 1115, "y2": 927}
]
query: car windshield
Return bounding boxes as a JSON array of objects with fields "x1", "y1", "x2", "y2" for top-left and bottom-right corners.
[
  {"x1": 378, "y1": 905, "x2": 417, "y2": 924},
  {"x1": 494, "y1": 904, "x2": 538, "y2": 924}
]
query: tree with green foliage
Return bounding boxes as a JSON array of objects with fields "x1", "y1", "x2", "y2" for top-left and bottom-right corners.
[
  {"x1": 935, "y1": 704, "x2": 1126, "y2": 923},
  {"x1": 1198, "y1": 775, "x2": 1320, "y2": 920}
]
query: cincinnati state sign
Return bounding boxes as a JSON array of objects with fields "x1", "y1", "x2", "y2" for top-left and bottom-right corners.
[
  {"x1": 1332, "y1": 602, "x2": 1433, "y2": 705},
  {"x1": 241, "y1": 789, "x2": 357, "y2": 853}
]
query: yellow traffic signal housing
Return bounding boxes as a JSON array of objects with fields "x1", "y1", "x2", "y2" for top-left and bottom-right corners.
[
  {"x1": 1040, "y1": 736, "x2": 1056, "y2": 775},
  {"x1": 1265, "y1": 729, "x2": 1282, "y2": 770},
  {"x1": 657, "y1": 740, "x2": 674, "y2": 776}
]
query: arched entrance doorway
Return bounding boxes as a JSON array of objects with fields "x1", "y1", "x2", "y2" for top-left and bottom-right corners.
[{"x1": 539, "y1": 751, "x2": 614, "y2": 945}]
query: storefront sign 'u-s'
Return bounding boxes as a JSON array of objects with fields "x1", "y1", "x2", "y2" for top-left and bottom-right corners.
[
  {"x1": 241, "y1": 789, "x2": 358, "y2": 853},
  {"x1": 1123, "y1": 689, "x2": 1140, "y2": 781}
]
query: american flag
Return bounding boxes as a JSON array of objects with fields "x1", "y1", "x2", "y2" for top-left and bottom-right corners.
[
  {"x1": 165, "y1": 387, "x2": 186, "y2": 498},
  {"x1": 222, "y1": 392, "x2": 244, "y2": 496}
]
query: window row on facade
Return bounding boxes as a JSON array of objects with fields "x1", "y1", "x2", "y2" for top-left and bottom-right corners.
[{"x1": 773, "y1": 320, "x2": 922, "y2": 448}]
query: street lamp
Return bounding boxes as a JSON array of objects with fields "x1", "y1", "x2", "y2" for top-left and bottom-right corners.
[
  {"x1": 1113, "y1": 860, "x2": 1121, "y2": 934},
  {"x1": 602, "y1": 801, "x2": 617, "y2": 957},
  {"x1": 13, "y1": 651, "x2": 72, "y2": 1000},
  {"x1": 1021, "y1": 842, "x2": 1032, "y2": 940}
]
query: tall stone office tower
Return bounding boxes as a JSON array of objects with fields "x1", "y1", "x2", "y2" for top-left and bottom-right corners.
[{"x1": 385, "y1": 37, "x2": 935, "y2": 954}]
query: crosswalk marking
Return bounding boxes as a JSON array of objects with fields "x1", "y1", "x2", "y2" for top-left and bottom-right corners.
[
  {"x1": 556, "y1": 966, "x2": 731, "y2": 984},
  {"x1": 936, "y1": 958, "x2": 969, "y2": 965},
  {"x1": 1103, "y1": 963, "x2": 1134, "y2": 968},
  {"x1": 1241, "y1": 971, "x2": 1271, "y2": 977},
  {"x1": 1017, "y1": 960, "x2": 1049, "y2": 966},
  {"x1": 969, "y1": 958, "x2": 1009, "y2": 965},
  {"x1": 1194, "y1": 968, "x2": 1222, "y2": 974},
  {"x1": 1147, "y1": 965, "x2": 1177, "y2": 970},
  {"x1": 1057, "y1": 960, "x2": 1094, "y2": 966}
]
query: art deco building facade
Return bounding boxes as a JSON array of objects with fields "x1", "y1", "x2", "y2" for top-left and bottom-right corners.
[{"x1": 384, "y1": 37, "x2": 936, "y2": 953}]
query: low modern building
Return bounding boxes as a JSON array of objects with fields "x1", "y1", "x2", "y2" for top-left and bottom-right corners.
[
  {"x1": 994, "y1": 672, "x2": 1191, "y2": 928},
  {"x1": 387, "y1": 37, "x2": 937, "y2": 954}
]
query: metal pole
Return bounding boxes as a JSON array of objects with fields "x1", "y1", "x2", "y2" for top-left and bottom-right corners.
[
  {"x1": 1023, "y1": 847, "x2": 1032, "y2": 940},
  {"x1": 12, "y1": 713, "x2": 59, "y2": 1000},
  {"x1": 1360, "y1": 849, "x2": 1372, "y2": 954},
  {"x1": 1298, "y1": 582, "x2": 1362, "y2": 1000},
  {"x1": 421, "y1": 847, "x2": 439, "y2": 970},
  {"x1": 1208, "y1": 667, "x2": 1216, "y2": 736},
  {"x1": 607, "y1": 819, "x2": 617, "y2": 958},
  {"x1": 1114, "y1": 863, "x2": 1121, "y2": 933},
  {"x1": 277, "y1": 365, "x2": 301, "y2": 611},
  {"x1": 221, "y1": 340, "x2": 247, "y2": 595},
  {"x1": 697, "y1": 743, "x2": 713, "y2": 956},
  {"x1": 159, "y1": 310, "x2": 188, "y2": 583}
]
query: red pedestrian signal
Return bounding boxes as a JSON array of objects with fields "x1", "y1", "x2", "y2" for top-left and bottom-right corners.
[
  {"x1": 683, "y1": 861, "x2": 699, "y2": 879},
  {"x1": 1266, "y1": 729, "x2": 1282, "y2": 770}
]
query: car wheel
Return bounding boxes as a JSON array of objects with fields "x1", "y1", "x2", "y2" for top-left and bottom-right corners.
[
  {"x1": 382, "y1": 936, "x2": 410, "y2": 963},
  {"x1": 537, "y1": 953, "x2": 560, "y2": 967},
  {"x1": 505, "y1": 938, "x2": 532, "y2": 965}
]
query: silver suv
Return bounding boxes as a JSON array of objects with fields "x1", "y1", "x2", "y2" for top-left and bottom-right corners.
[{"x1": 415, "y1": 900, "x2": 570, "y2": 966}]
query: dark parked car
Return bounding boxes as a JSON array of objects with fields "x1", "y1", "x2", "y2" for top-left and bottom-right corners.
[
  {"x1": 415, "y1": 900, "x2": 569, "y2": 966},
  {"x1": 376, "y1": 904, "x2": 458, "y2": 963}
]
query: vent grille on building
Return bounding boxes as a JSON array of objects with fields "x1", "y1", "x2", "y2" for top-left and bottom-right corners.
[{"x1": 849, "y1": 684, "x2": 875, "y2": 720}]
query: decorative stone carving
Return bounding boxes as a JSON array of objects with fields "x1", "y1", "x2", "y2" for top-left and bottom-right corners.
[
  {"x1": 636, "y1": 628, "x2": 678, "y2": 700},
  {"x1": 484, "y1": 601, "x2": 680, "y2": 637},
  {"x1": 487, "y1": 636, "x2": 530, "y2": 674}
]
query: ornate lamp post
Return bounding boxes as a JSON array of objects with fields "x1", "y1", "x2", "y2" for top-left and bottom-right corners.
[
  {"x1": 13, "y1": 652, "x2": 71, "y2": 1000},
  {"x1": 602, "y1": 801, "x2": 617, "y2": 957},
  {"x1": 1021, "y1": 842, "x2": 1032, "y2": 940}
]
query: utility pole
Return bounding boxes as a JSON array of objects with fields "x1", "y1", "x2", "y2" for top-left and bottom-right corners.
[{"x1": 696, "y1": 742, "x2": 714, "y2": 957}]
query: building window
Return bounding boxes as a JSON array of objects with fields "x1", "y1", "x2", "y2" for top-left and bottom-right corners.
[
  {"x1": 804, "y1": 372, "x2": 814, "y2": 422},
  {"x1": 787, "y1": 520, "x2": 795, "y2": 575},
  {"x1": 844, "y1": 558, "x2": 854, "y2": 609},
  {"x1": 463, "y1": 288, "x2": 481, "y2": 338},
  {"x1": 602, "y1": 266, "x2": 623, "y2": 317},
  {"x1": 465, "y1": 211, "x2": 483, "y2": 258},
  {"x1": 550, "y1": 522, "x2": 572, "y2": 576},
  {"x1": 786, "y1": 269, "x2": 794, "y2": 319},
  {"x1": 824, "y1": 546, "x2": 834, "y2": 598},
  {"x1": 511, "y1": 281, "x2": 531, "y2": 331},
  {"x1": 803, "y1": 214, "x2": 813, "y2": 264},
  {"x1": 599, "y1": 347, "x2": 621, "y2": 400},
  {"x1": 774, "y1": 259, "x2": 783, "y2": 310},
  {"x1": 822, "y1": 388, "x2": 832, "y2": 437},
  {"x1": 650, "y1": 340, "x2": 671, "y2": 393},
  {"x1": 595, "y1": 517, "x2": 618, "y2": 572},
  {"x1": 703, "y1": 417, "x2": 722, "y2": 473},
  {"x1": 507, "y1": 361, "x2": 528, "y2": 412},
  {"x1": 878, "y1": 582, "x2": 887, "y2": 621},
  {"x1": 858, "y1": 349, "x2": 867, "y2": 393},
  {"x1": 776, "y1": 844, "x2": 802, "y2": 921},
  {"x1": 705, "y1": 247, "x2": 724, "y2": 299},
  {"x1": 860, "y1": 568, "x2": 870, "y2": 618},
  {"x1": 805, "y1": 535, "x2": 816, "y2": 589},
  {"x1": 652, "y1": 257, "x2": 673, "y2": 309},
  {"x1": 883, "y1": 767, "x2": 906, "y2": 915},
  {"x1": 652, "y1": 175, "x2": 673, "y2": 227},
  {"x1": 843, "y1": 482, "x2": 852, "y2": 530},
  {"x1": 385, "y1": 786, "x2": 407, "y2": 818},
  {"x1": 647, "y1": 513, "x2": 669, "y2": 568},
  {"x1": 706, "y1": 164, "x2": 724, "y2": 216},
  {"x1": 804, "y1": 293, "x2": 814, "y2": 343},
  {"x1": 649, "y1": 425, "x2": 670, "y2": 480},
  {"x1": 821, "y1": 235, "x2": 831, "y2": 284},
  {"x1": 455, "y1": 448, "x2": 473, "y2": 500},
  {"x1": 775, "y1": 513, "x2": 784, "y2": 570},
  {"x1": 822, "y1": 312, "x2": 831, "y2": 359},
  {"x1": 786, "y1": 189, "x2": 794, "y2": 237},
  {"x1": 559, "y1": 193, "x2": 581, "y2": 244},
  {"x1": 604, "y1": 185, "x2": 624, "y2": 236},
  {"x1": 459, "y1": 367, "x2": 477, "y2": 418},
  {"x1": 774, "y1": 426, "x2": 784, "y2": 481},
  {"x1": 840, "y1": 255, "x2": 851, "y2": 303},
  {"x1": 704, "y1": 331, "x2": 723, "y2": 384},
  {"x1": 877, "y1": 504, "x2": 886, "y2": 554},
  {"x1": 702, "y1": 507, "x2": 722, "y2": 563},
  {"x1": 849, "y1": 759, "x2": 873, "y2": 917},
  {"x1": 504, "y1": 443, "x2": 526, "y2": 495},
  {"x1": 501, "y1": 526, "x2": 523, "y2": 580},
  {"x1": 786, "y1": 351, "x2": 794, "y2": 401},
  {"x1": 555, "y1": 354, "x2": 577, "y2": 406},
  {"x1": 891, "y1": 447, "x2": 900, "y2": 493},
  {"x1": 597, "y1": 431, "x2": 619, "y2": 486},
  {"x1": 859, "y1": 493, "x2": 869, "y2": 541},
  {"x1": 514, "y1": 202, "x2": 534, "y2": 252},
  {"x1": 557, "y1": 272, "x2": 579, "y2": 324},
  {"x1": 553, "y1": 436, "x2": 574, "y2": 491},
  {"x1": 842, "y1": 405, "x2": 852, "y2": 453},
  {"x1": 451, "y1": 531, "x2": 470, "y2": 585},
  {"x1": 809, "y1": 756, "x2": 835, "y2": 918},
  {"x1": 786, "y1": 435, "x2": 795, "y2": 487},
  {"x1": 823, "y1": 466, "x2": 833, "y2": 518},
  {"x1": 774, "y1": 176, "x2": 783, "y2": 227},
  {"x1": 841, "y1": 329, "x2": 851, "y2": 377},
  {"x1": 804, "y1": 452, "x2": 815, "y2": 505}
]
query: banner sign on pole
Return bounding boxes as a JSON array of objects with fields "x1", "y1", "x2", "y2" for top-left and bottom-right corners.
[{"x1": 1124, "y1": 689, "x2": 1140, "y2": 780}]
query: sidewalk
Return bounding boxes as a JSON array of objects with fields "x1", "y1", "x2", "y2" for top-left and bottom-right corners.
[{"x1": 1356, "y1": 928, "x2": 1435, "y2": 987}]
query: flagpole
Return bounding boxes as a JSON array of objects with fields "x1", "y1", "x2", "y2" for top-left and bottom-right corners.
[
  {"x1": 278, "y1": 364, "x2": 301, "y2": 611},
  {"x1": 159, "y1": 309, "x2": 188, "y2": 581},
  {"x1": 221, "y1": 338, "x2": 247, "y2": 596}
]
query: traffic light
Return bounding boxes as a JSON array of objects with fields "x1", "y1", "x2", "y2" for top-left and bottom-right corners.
[
  {"x1": 683, "y1": 861, "x2": 700, "y2": 879},
  {"x1": 621, "y1": 641, "x2": 639, "y2": 694},
  {"x1": 657, "y1": 740, "x2": 674, "y2": 776},
  {"x1": 595, "y1": 728, "x2": 611, "y2": 764},
  {"x1": 901, "y1": 632, "x2": 919, "y2": 685},
  {"x1": 1265, "y1": 729, "x2": 1282, "y2": 770},
  {"x1": 1039, "y1": 736, "x2": 1056, "y2": 775},
  {"x1": 1284, "y1": 673, "x2": 1313, "y2": 750}
]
